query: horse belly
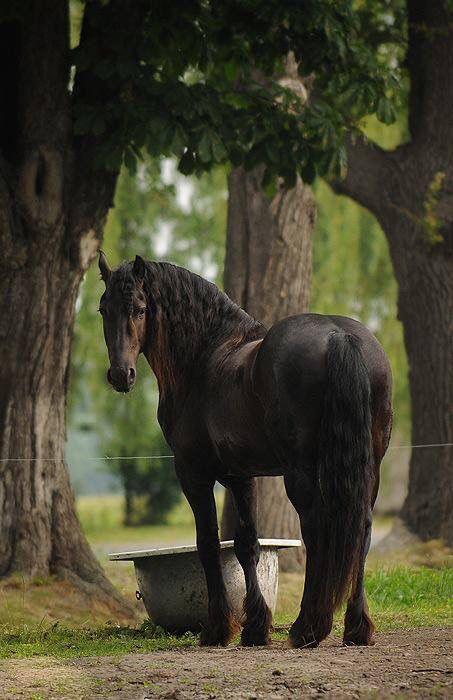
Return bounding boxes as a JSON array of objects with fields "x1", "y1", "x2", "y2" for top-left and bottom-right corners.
[{"x1": 207, "y1": 399, "x2": 283, "y2": 478}]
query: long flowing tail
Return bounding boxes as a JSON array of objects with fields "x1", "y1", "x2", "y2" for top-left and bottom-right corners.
[{"x1": 315, "y1": 330, "x2": 372, "y2": 611}]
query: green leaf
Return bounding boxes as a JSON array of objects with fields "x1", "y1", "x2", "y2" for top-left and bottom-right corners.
[
  {"x1": 376, "y1": 97, "x2": 396, "y2": 125},
  {"x1": 224, "y1": 60, "x2": 240, "y2": 82},
  {"x1": 262, "y1": 168, "x2": 278, "y2": 200},
  {"x1": 211, "y1": 135, "x2": 227, "y2": 163},
  {"x1": 171, "y1": 125, "x2": 187, "y2": 157},
  {"x1": 197, "y1": 131, "x2": 212, "y2": 164}
]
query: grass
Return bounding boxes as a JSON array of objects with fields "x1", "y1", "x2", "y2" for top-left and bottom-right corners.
[
  {"x1": 275, "y1": 565, "x2": 453, "y2": 635},
  {"x1": 0, "y1": 494, "x2": 450, "y2": 659},
  {"x1": 76, "y1": 492, "x2": 197, "y2": 545},
  {"x1": 0, "y1": 621, "x2": 197, "y2": 660},
  {"x1": 0, "y1": 623, "x2": 197, "y2": 659},
  {"x1": 0, "y1": 564, "x2": 450, "y2": 659}
]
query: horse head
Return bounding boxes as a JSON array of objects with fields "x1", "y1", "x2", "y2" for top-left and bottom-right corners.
[{"x1": 98, "y1": 251, "x2": 148, "y2": 393}]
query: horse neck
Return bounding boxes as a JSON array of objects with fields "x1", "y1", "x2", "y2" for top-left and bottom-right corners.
[{"x1": 143, "y1": 264, "x2": 263, "y2": 394}]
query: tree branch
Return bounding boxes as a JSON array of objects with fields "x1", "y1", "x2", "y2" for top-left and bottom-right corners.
[{"x1": 329, "y1": 134, "x2": 393, "y2": 217}]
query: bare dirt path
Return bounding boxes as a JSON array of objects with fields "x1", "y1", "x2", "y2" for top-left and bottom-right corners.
[{"x1": 0, "y1": 628, "x2": 452, "y2": 699}]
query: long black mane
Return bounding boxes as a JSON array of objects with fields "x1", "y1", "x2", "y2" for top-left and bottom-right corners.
[{"x1": 112, "y1": 260, "x2": 265, "y2": 381}]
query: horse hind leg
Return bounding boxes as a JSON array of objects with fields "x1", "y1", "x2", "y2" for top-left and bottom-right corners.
[
  {"x1": 343, "y1": 508, "x2": 375, "y2": 646},
  {"x1": 284, "y1": 470, "x2": 334, "y2": 648},
  {"x1": 228, "y1": 478, "x2": 272, "y2": 646}
]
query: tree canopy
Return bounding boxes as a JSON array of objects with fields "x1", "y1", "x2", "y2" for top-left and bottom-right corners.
[{"x1": 72, "y1": 0, "x2": 398, "y2": 186}]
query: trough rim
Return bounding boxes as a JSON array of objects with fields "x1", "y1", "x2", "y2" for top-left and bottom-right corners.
[{"x1": 108, "y1": 538, "x2": 302, "y2": 561}]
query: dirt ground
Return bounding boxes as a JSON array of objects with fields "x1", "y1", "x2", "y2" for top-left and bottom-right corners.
[{"x1": 0, "y1": 628, "x2": 452, "y2": 699}]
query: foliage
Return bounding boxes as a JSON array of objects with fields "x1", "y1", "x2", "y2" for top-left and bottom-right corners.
[{"x1": 70, "y1": 0, "x2": 400, "y2": 185}]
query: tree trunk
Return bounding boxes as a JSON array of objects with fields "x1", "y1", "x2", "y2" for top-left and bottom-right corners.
[
  {"x1": 330, "y1": 0, "x2": 453, "y2": 545},
  {"x1": 0, "y1": 206, "x2": 132, "y2": 611},
  {"x1": 221, "y1": 166, "x2": 315, "y2": 570},
  {"x1": 386, "y1": 221, "x2": 453, "y2": 544},
  {"x1": 0, "y1": 1, "x2": 134, "y2": 613}
]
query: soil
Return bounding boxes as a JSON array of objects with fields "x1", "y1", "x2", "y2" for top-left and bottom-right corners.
[{"x1": 0, "y1": 628, "x2": 452, "y2": 699}]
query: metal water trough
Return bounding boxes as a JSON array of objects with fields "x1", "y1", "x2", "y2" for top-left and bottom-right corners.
[{"x1": 109, "y1": 538, "x2": 301, "y2": 633}]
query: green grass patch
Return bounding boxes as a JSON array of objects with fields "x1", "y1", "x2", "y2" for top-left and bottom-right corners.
[
  {"x1": 363, "y1": 564, "x2": 453, "y2": 630},
  {"x1": 0, "y1": 620, "x2": 197, "y2": 660},
  {"x1": 0, "y1": 565, "x2": 450, "y2": 658},
  {"x1": 274, "y1": 564, "x2": 453, "y2": 634},
  {"x1": 76, "y1": 493, "x2": 197, "y2": 545}
]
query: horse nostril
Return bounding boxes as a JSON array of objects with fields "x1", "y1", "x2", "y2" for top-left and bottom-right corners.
[
  {"x1": 107, "y1": 368, "x2": 112, "y2": 384},
  {"x1": 128, "y1": 367, "x2": 136, "y2": 384}
]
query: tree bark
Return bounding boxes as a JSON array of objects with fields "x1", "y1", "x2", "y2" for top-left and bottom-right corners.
[
  {"x1": 221, "y1": 166, "x2": 315, "y2": 570},
  {"x1": 330, "y1": 0, "x2": 453, "y2": 544},
  {"x1": 389, "y1": 226, "x2": 453, "y2": 543},
  {"x1": 0, "y1": 0, "x2": 135, "y2": 613}
]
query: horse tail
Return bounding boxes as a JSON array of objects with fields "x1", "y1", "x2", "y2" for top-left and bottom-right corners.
[{"x1": 315, "y1": 330, "x2": 372, "y2": 612}]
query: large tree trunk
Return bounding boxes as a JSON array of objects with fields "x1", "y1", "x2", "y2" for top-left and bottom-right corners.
[
  {"x1": 0, "y1": 0, "x2": 134, "y2": 612},
  {"x1": 330, "y1": 1, "x2": 453, "y2": 546},
  {"x1": 221, "y1": 166, "x2": 315, "y2": 570},
  {"x1": 387, "y1": 221, "x2": 453, "y2": 543}
]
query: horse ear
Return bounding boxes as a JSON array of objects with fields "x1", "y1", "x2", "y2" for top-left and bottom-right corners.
[
  {"x1": 98, "y1": 250, "x2": 111, "y2": 284},
  {"x1": 133, "y1": 255, "x2": 146, "y2": 282}
]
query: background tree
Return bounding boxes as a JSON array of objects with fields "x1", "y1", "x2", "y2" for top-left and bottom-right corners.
[
  {"x1": 0, "y1": 0, "x2": 396, "y2": 599},
  {"x1": 220, "y1": 166, "x2": 314, "y2": 570},
  {"x1": 330, "y1": 0, "x2": 453, "y2": 543}
]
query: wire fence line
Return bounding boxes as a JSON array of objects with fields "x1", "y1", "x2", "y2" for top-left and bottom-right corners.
[{"x1": 2, "y1": 442, "x2": 453, "y2": 462}]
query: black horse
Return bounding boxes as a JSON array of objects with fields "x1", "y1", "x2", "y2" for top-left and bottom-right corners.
[{"x1": 98, "y1": 253, "x2": 392, "y2": 649}]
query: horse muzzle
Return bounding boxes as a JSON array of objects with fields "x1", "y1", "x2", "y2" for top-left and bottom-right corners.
[{"x1": 107, "y1": 365, "x2": 136, "y2": 393}]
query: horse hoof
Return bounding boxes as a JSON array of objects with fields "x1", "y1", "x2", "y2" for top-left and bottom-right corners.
[
  {"x1": 343, "y1": 628, "x2": 375, "y2": 646},
  {"x1": 240, "y1": 627, "x2": 271, "y2": 647},
  {"x1": 199, "y1": 615, "x2": 240, "y2": 647},
  {"x1": 288, "y1": 633, "x2": 320, "y2": 649},
  {"x1": 343, "y1": 613, "x2": 375, "y2": 646},
  {"x1": 288, "y1": 617, "x2": 331, "y2": 649}
]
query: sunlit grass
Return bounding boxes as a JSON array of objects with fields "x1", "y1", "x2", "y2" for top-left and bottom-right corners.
[
  {"x1": 76, "y1": 492, "x2": 197, "y2": 544},
  {"x1": 0, "y1": 620, "x2": 197, "y2": 660},
  {"x1": 275, "y1": 565, "x2": 453, "y2": 634}
]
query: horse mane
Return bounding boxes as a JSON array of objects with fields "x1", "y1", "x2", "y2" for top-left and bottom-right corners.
[{"x1": 111, "y1": 260, "x2": 265, "y2": 389}]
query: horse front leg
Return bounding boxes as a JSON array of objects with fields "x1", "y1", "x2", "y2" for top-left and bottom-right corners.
[{"x1": 177, "y1": 467, "x2": 238, "y2": 646}]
